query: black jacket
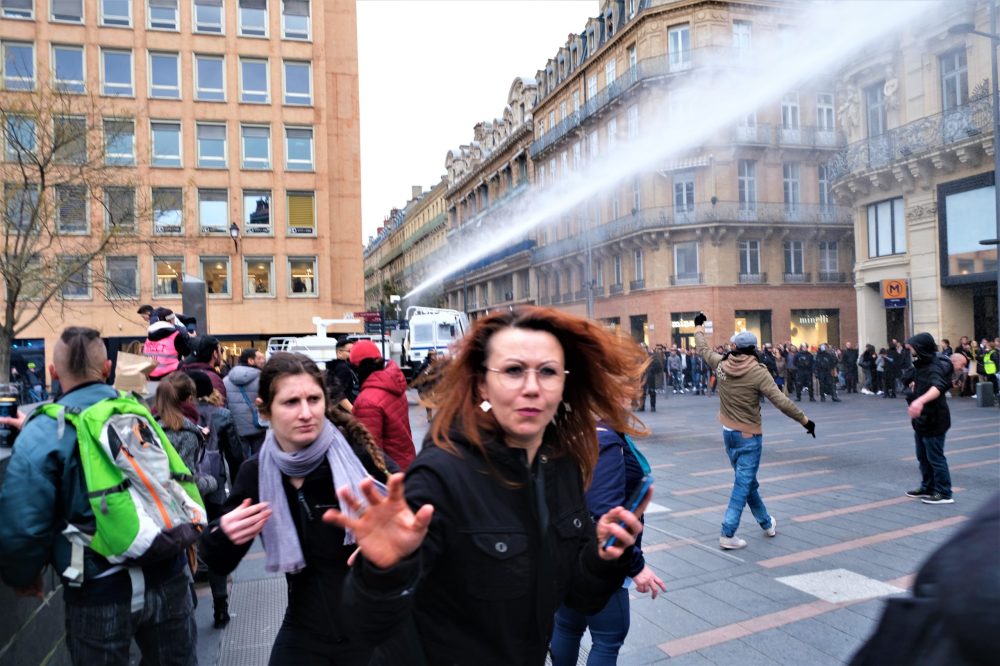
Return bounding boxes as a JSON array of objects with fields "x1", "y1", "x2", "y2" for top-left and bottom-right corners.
[
  {"x1": 903, "y1": 333, "x2": 951, "y2": 436},
  {"x1": 200, "y1": 439, "x2": 388, "y2": 641},
  {"x1": 341, "y1": 429, "x2": 631, "y2": 666},
  {"x1": 795, "y1": 350, "x2": 814, "y2": 375},
  {"x1": 326, "y1": 358, "x2": 359, "y2": 405}
]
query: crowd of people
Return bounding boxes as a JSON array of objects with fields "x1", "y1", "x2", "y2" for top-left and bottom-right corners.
[{"x1": 0, "y1": 306, "x2": 992, "y2": 665}]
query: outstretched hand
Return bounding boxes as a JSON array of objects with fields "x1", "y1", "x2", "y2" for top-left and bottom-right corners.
[
  {"x1": 323, "y1": 473, "x2": 434, "y2": 570},
  {"x1": 220, "y1": 498, "x2": 272, "y2": 545},
  {"x1": 596, "y1": 487, "x2": 652, "y2": 561},
  {"x1": 803, "y1": 419, "x2": 816, "y2": 438}
]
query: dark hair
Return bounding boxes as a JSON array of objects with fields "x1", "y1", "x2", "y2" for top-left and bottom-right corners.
[
  {"x1": 258, "y1": 352, "x2": 325, "y2": 414},
  {"x1": 428, "y1": 306, "x2": 647, "y2": 486},
  {"x1": 137, "y1": 304, "x2": 153, "y2": 315},
  {"x1": 355, "y1": 357, "x2": 385, "y2": 386},
  {"x1": 193, "y1": 336, "x2": 220, "y2": 363},
  {"x1": 336, "y1": 337, "x2": 353, "y2": 350},
  {"x1": 325, "y1": 403, "x2": 389, "y2": 476},
  {"x1": 239, "y1": 348, "x2": 259, "y2": 365},
  {"x1": 58, "y1": 326, "x2": 105, "y2": 380},
  {"x1": 156, "y1": 372, "x2": 196, "y2": 431}
]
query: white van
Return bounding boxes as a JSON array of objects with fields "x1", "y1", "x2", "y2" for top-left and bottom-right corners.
[{"x1": 403, "y1": 307, "x2": 469, "y2": 371}]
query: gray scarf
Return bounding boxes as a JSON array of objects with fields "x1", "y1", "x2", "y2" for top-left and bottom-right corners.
[{"x1": 258, "y1": 420, "x2": 386, "y2": 573}]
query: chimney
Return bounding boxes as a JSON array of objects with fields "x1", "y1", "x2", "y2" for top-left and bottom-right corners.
[{"x1": 411, "y1": 185, "x2": 423, "y2": 200}]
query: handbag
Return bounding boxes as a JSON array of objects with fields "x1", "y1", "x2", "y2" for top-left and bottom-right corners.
[{"x1": 237, "y1": 385, "x2": 265, "y2": 429}]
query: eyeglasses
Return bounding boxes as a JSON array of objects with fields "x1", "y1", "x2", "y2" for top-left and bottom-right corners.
[{"x1": 484, "y1": 365, "x2": 569, "y2": 389}]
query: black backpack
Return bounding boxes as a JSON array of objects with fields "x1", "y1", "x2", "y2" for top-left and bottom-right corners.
[{"x1": 935, "y1": 352, "x2": 955, "y2": 384}]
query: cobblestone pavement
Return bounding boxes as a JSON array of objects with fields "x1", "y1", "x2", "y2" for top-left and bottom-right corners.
[{"x1": 197, "y1": 389, "x2": 999, "y2": 665}]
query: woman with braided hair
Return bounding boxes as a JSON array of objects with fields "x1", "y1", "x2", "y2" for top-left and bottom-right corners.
[{"x1": 200, "y1": 352, "x2": 392, "y2": 665}]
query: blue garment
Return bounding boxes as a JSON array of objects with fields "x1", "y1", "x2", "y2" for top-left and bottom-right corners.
[
  {"x1": 550, "y1": 588, "x2": 630, "y2": 666},
  {"x1": 914, "y1": 433, "x2": 952, "y2": 498},
  {"x1": 721, "y1": 429, "x2": 772, "y2": 538}
]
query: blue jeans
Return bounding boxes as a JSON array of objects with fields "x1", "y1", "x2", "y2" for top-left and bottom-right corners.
[
  {"x1": 550, "y1": 588, "x2": 630, "y2": 666},
  {"x1": 914, "y1": 432, "x2": 952, "y2": 497},
  {"x1": 64, "y1": 569, "x2": 196, "y2": 666},
  {"x1": 721, "y1": 429, "x2": 772, "y2": 538}
]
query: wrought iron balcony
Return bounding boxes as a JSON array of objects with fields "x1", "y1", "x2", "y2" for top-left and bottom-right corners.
[
  {"x1": 610, "y1": 283, "x2": 624, "y2": 295},
  {"x1": 670, "y1": 273, "x2": 703, "y2": 286},
  {"x1": 738, "y1": 272, "x2": 767, "y2": 284},
  {"x1": 591, "y1": 284, "x2": 605, "y2": 297},
  {"x1": 629, "y1": 278, "x2": 646, "y2": 290},
  {"x1": 817, "y1": 271, "x2": 847, "y2": 283},
  {"x1": 574, "y1": 289, "x2": 588, "y2": 300},
  {"x1": 782, "y1": 272, "x2": 810, "y2": 283},
  {"x1": 733, "y1": 125, "x2": 772, "y2": 145},
  {"x1": 827, "y1": 95, "x2": 993, "y2": 181}
]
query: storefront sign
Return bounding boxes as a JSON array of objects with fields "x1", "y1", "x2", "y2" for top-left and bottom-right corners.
[{"x1": 881, "y1": 279, "x2": 908, "y2": 309}]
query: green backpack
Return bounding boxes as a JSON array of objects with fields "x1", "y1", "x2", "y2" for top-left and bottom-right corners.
[{"x1": 37, "y1": 392, "x2": 206, "y2": 581}]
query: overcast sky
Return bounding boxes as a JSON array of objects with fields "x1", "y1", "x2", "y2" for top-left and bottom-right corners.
[{"x1": 356, "y1": 1, "x2": 597, "y2": 242}]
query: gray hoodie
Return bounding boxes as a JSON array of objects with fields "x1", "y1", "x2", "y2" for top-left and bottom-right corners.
[{"x1": 223, "y1": 364, "x2": 265, "y2": 437}]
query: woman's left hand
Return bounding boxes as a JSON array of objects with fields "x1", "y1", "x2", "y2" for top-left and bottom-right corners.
[
  {"x1": 632, "y1": 565, "x2": 667, "y2": 599},
  {"x1": 595, "y1": 487, "x2": 652, "y2": 561}
]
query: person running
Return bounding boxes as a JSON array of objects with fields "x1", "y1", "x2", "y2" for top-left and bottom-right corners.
[
  {"x1": 693, "y1": 314, "x2": 815, "y2": 550},
  {"x1": 201, "y1": 352, "x2": 393, "y2": 664}
]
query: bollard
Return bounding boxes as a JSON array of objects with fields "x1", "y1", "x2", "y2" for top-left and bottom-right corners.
[{"x1": 975, "y1": 382, "x2": 996, "y2": 408}]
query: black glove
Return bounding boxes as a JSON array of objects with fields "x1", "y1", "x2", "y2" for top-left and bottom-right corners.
[
  {"x1": 693, "y1": 312, "x2": 707, "y2": 327},
  {"x1": 803, "y1": 419, "x2": 816, "y2": 438}
]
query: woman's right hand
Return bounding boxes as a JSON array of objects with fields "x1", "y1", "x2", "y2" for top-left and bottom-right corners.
[
  {"x1": 323, "y1": 473, "x2": 434, "y2": 570},
  {"x1": 220, "y1": 498, "x2": 272, "y2": 545}
]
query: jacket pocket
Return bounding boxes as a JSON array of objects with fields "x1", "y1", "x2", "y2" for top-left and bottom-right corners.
[{"x1": 463, "y1": 531, "x2": 530, "y2": 600}]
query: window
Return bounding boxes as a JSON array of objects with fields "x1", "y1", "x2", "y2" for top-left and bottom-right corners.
[
  {"x1": 241, "y1": 124, "x2": 270, "y2": 169},
  {"x1": 675, "y1": 241, "x2": 699, "y2": 278},
  {"x1": 2, "y1": 0, "x2": 33, "y2": 19},
  {"x1": 148, "y1": 0, "x2": 178, "y2": 30},
  {"x1": 668, "y1": 24, "x2": 691, "y2": 72},
  {"x1": 285, "y1": 127, "x2": 313, "y2": 171},
  {"x1": 152, "y1": 187, "x2": 183, "y2": 234},
  {"x1": 819, "y1": 241, "x2": 838, "y2": 274},
  {"x1": 52, "y1": 45, "x2": 85, "y2": 93},
  {"x1": 560, "y1": 150, "x2": 568, "y2": 175},
  {"x1": 732, "y1": 20, "x2": 752, "y2": 52},
  {"x1": 51, "y1": 0, "x2": 83, "y2": 22},
  {"x1": 865, "y1": 81, "x2": 886, "y2": 137},
  {"x1": 282, "y1": 61, "x2": 312, "y2": 106},
  {"x1": 781, "y1": 93, "x2": 799, "y2": 130},
  {"x1": 739, "y1": 239, "x2": 760, "y2": 275},
  {"x1": 587, "y1": 74, "x2": 597, "y2": 100},
  {"x1": 594, "y1": 259, "x2": 604, "y2": 287},
  {"x1": 149, "y1": 52, "x2": 180, "y2": 98},
  {"x1": 239, "y1": 0, "x2": 267, "y2": 37},
  {"x1": 239, "y1": 58, "x2": 268, "y2": 103},
  {"x1": 56, "y1": 185, "x2": 88, "y2": 233},
  {"x1": 738, "y1": 159, "x2": 757, "y2": 213},
  {"x1": 101, "y1": 49, "x2": 133, "y2": 96},
  {"x1": 631, "y1": 176, "x2": 641, "y2": 212},
  {"x1": 4, "y1": 115, "x2": 36, "y2": 162},
  {"x1": 633, "y1": 248, "x2": 644, "y2": 281},
  {"x1": 607, "y1": 117, "x2": 617, "y2": 152},
  {"x1": 53, "y1": 116, "x2": 86, "y2": 164},
  {"x1": 244, "y1": 256, "x2": 274, "y2": 296},
  {"x1": 674, "y1": 171, "x2": 695, "y2": 214},
  {"x1": 548, "y1": 111, "x2": 555, "y2": 132},
  {"x1": 104, "y1": 119, "x2": 135, "y2": 165},
  {"x1": 105, "y1": 186, "x2": 136, "y2": 232},
  {"x1": 107, "y1": 256, "x2": 139, "y2": 298},
  {"x1": 613, "y1": 254, "x2": 622, "y2": 284},
  {"x1": 605, "y1": 58, "x2": 616, "y2": 87},
  {"x1": 3, "y1": 42, "x2": 34, "y2": 90},
  {"x1": 151, "y1": 121, "x2": 181, "y2": 167},
  {"x1": 194, "y1": 0, "x2": 223, "y2": 33},
  {"x1": 282, "y1": 0, "x2": 310, "y2": 40},
  {"x1": 588, "y1": 130, "x2": 599, "y2": 161},
  {"x1": 153, "y1": 256, "x2": 183, "y2": 295},
  {"x1": 867, "y1": 197, "x2": 906, "y2": 257},
  {"x1": 101, "y1": 0, "x2": 131, "y2": 27},
  {"x1": 58, "y1": 256, "x2": 90, "y2": 299},
  {"x1": 783, "y1": 240, "x2": 804, "y2": 275},
  {"x1": 198, "y1": 188, "x2": 228, "y2": 233},
  {"x1": 572, "y1": 142, "x2": 581, "y2": 170},
  {"x1": 611, "y1": 188, "x2": 620, "y2": 218},
  {"x1": 197, "y1": 123, "x2": 227, "y2": 168},
  {"x1": 940, "y1": 49, "x2": 968, "y2": 111},
  {"x1": 195, "y1": 54, "x2": 225, "y2": 101},
  {"x1": 817, "y1": 92, "x2": 835, "y2": 131},
  {"x1": 200, "y1": 256, "x2": 230, "y2": 296},
  {"x1": 783, "y1": 162, "x2": 800, "y2": 212},
  {"x1": 627, "y1": 45, "x2": 637, "y2": 70},
  {"x1": 818, "y1": 165, "x2": 831, "y2": 210},
  {"x1": 572, "y1": 90, "x2": 580, "y2": 113},
  {"x1": 243, "y1": 190, "x2": 271, "y2": 234},
  {"x1": 288, "y1": 256, "x2": 317, "y2": 295},
  {"x1": 287, "y1": 190, "x2": 315, "y2": 234},
  {"x1": 4, "y1": 183, "x2": 38, "y2": 229}
]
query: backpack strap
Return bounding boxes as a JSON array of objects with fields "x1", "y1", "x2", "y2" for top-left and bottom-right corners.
[
  {"x1": 623, "y1": 434, "x2": 652, "y2": 475},
  {"x1": 237, "y1": 385, "x2": 263, "y2": 428}
]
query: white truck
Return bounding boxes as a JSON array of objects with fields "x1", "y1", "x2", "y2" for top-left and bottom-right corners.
[
  {"x1": 266, "y1": 317, "x2": 363, "y2": 369},
  {"x1": 402, "y1": 307, "x2": 469, "y2": 373}
]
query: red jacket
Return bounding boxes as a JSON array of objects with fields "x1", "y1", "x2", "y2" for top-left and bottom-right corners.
[{"x1": 353, "y1": 360, "x2": 415, "y2": 470}]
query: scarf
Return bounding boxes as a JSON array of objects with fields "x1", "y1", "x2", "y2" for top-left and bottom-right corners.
[{"x1": 258, "y1": 420, "x2": 386, "y2": 573}]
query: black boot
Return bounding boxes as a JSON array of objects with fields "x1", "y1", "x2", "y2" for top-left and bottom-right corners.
[{"x1": 213, "y1": 597, "x2": 231, "y2": 629}]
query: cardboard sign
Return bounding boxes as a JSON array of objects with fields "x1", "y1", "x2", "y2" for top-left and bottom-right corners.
[{"x1": 113, "y1": 352, "x2": 157, "y2": 395}]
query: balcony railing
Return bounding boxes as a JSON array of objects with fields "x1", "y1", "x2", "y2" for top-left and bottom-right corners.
[
  {"x1": 574, "y1": 289, "x2": 588, "y2": 300},
  {"x1": 733, "y1": 125, "x2": 772, "y2": 145},
  {"x1": 592, "y1": 284, "x2": 605, "y2": 297},
  {"x1": 732, "y1": 124, "x2": 845, "y2": 148},
  {"x1": 629, "y1": 278, "x2": 646, "y2": 290},
  {"x1": 609, "y1": 283, "x2": 624, "y2": 295},
  {"x1": 817, "y1": 271, "x2": 847, "y2": 283},
  {"x1": 670, "y1": 273, "x2": 703, "y2": 286},
  {"x1": 828, "y1": 95, "x2": 993, "y2": 181},
  {"x1": 783, "y1": 272, "x2": 810, "y2": 283},
  {"x1": 738, "y1": 272, "x2": 767, "y2": 284}
]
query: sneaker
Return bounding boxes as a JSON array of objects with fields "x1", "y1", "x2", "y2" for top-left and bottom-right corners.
[
  {"x1": 876, "y1": 390, "x2": 884, "y2": 395},
  {"x1": 921, "y1": 493, "x2": 955, "y2": 505},
  {"x1": 719, "y1": 535, "x2": 747, "y2": 550},
  {"x1": 764, "y1": 517, "x2": 777, "y2": 537},
  {"x1": 905, "y1": 488, "x2": 931, "y2": 498}
]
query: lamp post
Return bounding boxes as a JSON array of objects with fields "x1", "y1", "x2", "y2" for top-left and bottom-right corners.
[
  {"x1": 950, "y1": 0, "x2": 1000, "y2": 332},
  {"x1": 229, "y1": 222, "x2": 240, "y2": 253}
]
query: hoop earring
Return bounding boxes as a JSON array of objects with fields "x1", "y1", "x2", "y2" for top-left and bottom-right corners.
[
  {"x1": 562, "y1": 401, "x2": 572, "y2": 413},
  {"x1": 479, "y1": 400, "x2": 492, "y2": 413}
]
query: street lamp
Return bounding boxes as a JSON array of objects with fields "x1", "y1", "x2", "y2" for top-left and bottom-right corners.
[
  {"x1": 949, "y1": 0, "x2": 1000, "y2": 330},
  {"x1": 229, "y1": 222, "x2": 240, "y2": 253}
]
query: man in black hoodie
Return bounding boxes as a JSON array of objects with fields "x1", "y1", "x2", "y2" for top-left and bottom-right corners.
[{"x1": 902, "y1": 332, "x2": 953, "y2": 505}]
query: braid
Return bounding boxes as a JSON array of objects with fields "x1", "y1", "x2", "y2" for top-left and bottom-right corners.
[{"x1": 326, "y1": 406, "x2": 388, "y2": 476}]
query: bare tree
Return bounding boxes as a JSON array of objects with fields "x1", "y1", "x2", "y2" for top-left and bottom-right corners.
[{"x1": 0, "y1": 76, "x2": 157, "y2": 381}]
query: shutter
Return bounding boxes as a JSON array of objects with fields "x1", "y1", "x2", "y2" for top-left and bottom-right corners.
[
  {"x1": 199, "y1": 124, "x2": 225, "y2": 140},
  {"x1": 283, "y1": 0, "x2": 308, "y2": 16},
  {"x1": 195, "y1": 0, "x2": 222, "y2": 5},
  {"x1": 149, "y1": 0, "x2": 177, "y2": 8},
  {"x1": 3, "y1": 0, "x2": 33, "y2": 11},
  {"x1": 52, "y1": 0, "x2": 83, "y2": 15},
  {"x1": 240, "y1": 0, "x2": 266, "y2": 9},
  {"x1": 287, "y1": 193, "x2": 314, "y2": 231}
]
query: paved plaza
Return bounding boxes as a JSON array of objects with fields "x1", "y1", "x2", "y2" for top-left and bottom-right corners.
[{"x1": 194, "y1": 389, "x2": 1000, "y2": 665}]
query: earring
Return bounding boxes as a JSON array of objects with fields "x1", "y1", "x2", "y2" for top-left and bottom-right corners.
[
  {"x1": 562, "y1": 401, "x2": 572, "y2": 413},
  {"x1": 479, "y1": 400, "x2": 492, "y2": 413}
]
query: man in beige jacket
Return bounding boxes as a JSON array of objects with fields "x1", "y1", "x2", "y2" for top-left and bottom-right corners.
[{"x1": 694, "y1": 313, "x2": 816, "y2": 550}]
